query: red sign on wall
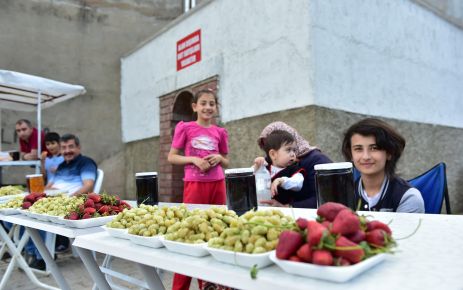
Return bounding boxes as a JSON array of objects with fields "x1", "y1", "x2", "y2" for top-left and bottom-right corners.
[{"x1": 177, "y1": 29, "x2": 202, "y2": 71}]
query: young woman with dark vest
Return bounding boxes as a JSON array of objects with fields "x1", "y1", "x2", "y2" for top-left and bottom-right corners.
[{"x1": 342, "y1": 118, "x2": 424, "y2": 213}]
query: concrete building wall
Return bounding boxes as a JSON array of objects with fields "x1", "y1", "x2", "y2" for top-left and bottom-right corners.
[{"x1": 0, "y1": 0, "x2": 182, "y2": 192}]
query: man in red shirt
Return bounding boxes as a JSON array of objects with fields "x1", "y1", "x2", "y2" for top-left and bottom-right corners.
[{"x1": 15, "y1": 119, "x2": 46, "y2": 160}]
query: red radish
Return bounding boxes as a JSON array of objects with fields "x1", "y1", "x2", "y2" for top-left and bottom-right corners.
[
  {"x1": 334, "y1": 236, "x2": 365, "y2": 264},
  {"x1": 346, "y1": 230, "x2": 366, "y2": 243},
  {"x1": 276, "y1": 230, "x2": 304, "y2": 260},
  {"x1": 317, "y1": 202, "x2": 348, "y2": 221},
  {"x1": 331, "y1": 209, "x2": 360, "y2": 236},
  {"x1": 306, "y1": 221, "x2": 328, "y2": 246},
  {"x1": 366, "y1": 229, "x2": 390, "y2": 248},
  {"x1": 289, "y1": 255, "x2": 303, "y2": 262},
  {"x1": 312, "y1": 250, "x2": 333, "y2": 266},
  {"x1": 367, "y1": 220, "x2": 392, "y2": 235},
  {"x1": 296, "y1": 243, "x2": 312, "y2": 262},
  {"x1": 295, "y1": 218, "x2": 309, "y2": 230}
]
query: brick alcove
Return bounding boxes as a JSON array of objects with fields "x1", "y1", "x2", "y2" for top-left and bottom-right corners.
[{"x1": 159, "y1": 76, "x2": 219, "y2": 202}]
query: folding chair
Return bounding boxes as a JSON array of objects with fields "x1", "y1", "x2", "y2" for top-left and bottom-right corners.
[{"x1": 407, "y1": 162, "x2": 451, "y2": 214}]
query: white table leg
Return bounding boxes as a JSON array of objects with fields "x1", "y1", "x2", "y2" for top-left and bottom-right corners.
[
  {"x1": 0, "y1": 225, "x2": 59, "y2": 290},
  {"x1": 74, "y1": 246, "x2": 112, "y2": 290},
  {"x1": 138, "y1": 263, "x2": 165, "y2": 290},
  {"x1": 26, "y1": 227, "x2": 69, "y2": 290}
]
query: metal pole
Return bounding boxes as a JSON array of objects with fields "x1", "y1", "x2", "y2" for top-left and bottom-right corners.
[{"x1": 36, "y1": 91, "x2": 41, "y2": 174}]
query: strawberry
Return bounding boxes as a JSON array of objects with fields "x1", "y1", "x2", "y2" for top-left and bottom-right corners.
[
  {"x1": 334, "y1": 257, "x2": 351, "y2": 266},
  {"x1": 67, "y1": 212, "x2": 79, "y2": 220},
  {"x1": 87, "y1": 193, "x2": 101, "y2": 203},
  {"x1": 306, "y1": 221, "x2": 328, "y2": 246},
  {"x1": 346, "y1": 230, "x2": 366, "y2": 244},
  {"x1": 334, "y1": 236, "x2": 365, "y2": 264},
  {"x1": 312, "y1": 250, "x2": 333, "y2": 266},
  {"x1": 331, "y1": 209, "x2": 360, "y2": 236},
  {"x1": 25, "y1": 194, "x2": 35, "y2": 203},
  {"x1": 321, "y1": 220, "x2": 331, "y2": 229},
  {"x1": 111, "y1": 205, "x2": 120, "y2": 213},
  {"x1": 317, "y1": 202, "x2": 348, "y2": 222},
  {"x1": 78, "y1": 204, "x2": 85, "y2": 214},
  {"x1": 98, "y1": 205, "x2": 110, "y2": 214},
  {"x1": 22, "y1": 201, "x2": 32, "y2": 209},
  {"x1": 296, "y1": 243, "x2": 312, "y2": 262},
  {"x1": 84, "y1": 207, "x2": 96, "y2": 215},
  {"x1": 82, "y1": 212, "x2": 92, "y2": 219},
  {"x1": 295, "y1": 218, "x2": 309, "y2": 230},
  {"x1": 84, "y1": 199, "x2": 95, "y2": 208},
  {"x1": 366, "y1": 220, "x2": 392, "y2": 235},
  {"x1": 276, "y1": 230, "x2": 304, "y2": 260},
  {"x1": 288, "y1": 255, "x2": 303, "y2": 263},
  {"x1": 366, "y1": 229, "x2": 391, "y2": 248},
  {"x1": 94, "y1": 203, "x2": 102, "y2": 210}
]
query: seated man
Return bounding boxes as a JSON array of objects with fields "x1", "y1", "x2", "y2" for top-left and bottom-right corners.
[
  {"x1": 46, "y1": 133, "x2": 97, "y2": 196},
  {"x1": 15, "y1": 119, "x2": 46, "y2": 160}
]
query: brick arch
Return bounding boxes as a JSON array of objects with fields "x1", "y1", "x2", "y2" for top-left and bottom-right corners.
[{"x1": 159, "y1": 76, "x2": 219, "y2": 202}]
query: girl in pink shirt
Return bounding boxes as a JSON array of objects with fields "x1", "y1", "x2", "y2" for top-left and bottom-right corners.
[{"x1": 168, "y1": 89, "x2": 229, "y2": 290}]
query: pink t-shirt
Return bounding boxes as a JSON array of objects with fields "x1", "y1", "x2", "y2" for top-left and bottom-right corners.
[{"x1": 172, "y1": 121, "x2": 229, "y2": 182}]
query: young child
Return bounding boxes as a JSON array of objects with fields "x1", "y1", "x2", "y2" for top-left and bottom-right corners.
[
  {"x1": 41, "y1": 132, "x2": 64, "y2": 183},
  {"x1": 167, "y1": 89, "x2": 229, "y2": 290},
  {"x1": 254, "y1": 130, "x2": 305, "y2": 205},
  {"x1": 342, "y1": 118, "x2": 424, "y2": 213}
]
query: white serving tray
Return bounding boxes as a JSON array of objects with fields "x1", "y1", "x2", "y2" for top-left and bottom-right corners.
[
  {"x1": 161, "y1": 237, "x2": 209, "y2": 257},
  {"x1": 269, "y1": 251, "x2": 386, "y2": 283},
  {"x1": 59, "y1": 215, "x2": 116, "y2": 228},
  {"x1": 0, "y1": 208, "x2": 21, "y2": 215},
  {"x1": 102, "y1": 225, "x2": 129, "y2": 240},
  {"x1": 128, "y1": 233, "x2": 164, "y2": 248},
  {"x1": 0, "y1": 193, "x2": 26, "y2": 203},
  {"x1": 206, "y1": 246, "x2": 274, "y2": 268}
]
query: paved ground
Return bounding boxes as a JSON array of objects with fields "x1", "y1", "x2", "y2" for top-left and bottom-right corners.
[{"x1": 0, "y1": 250, "x2": 201, "y2": 290}]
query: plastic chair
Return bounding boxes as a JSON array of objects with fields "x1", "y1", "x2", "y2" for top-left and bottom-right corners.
[
  {"x1": 93, "y1": 169, "x2": 104, "y2": 194},
  {"x1": 407, "y1": 163, "x2": 451, "y2": 214}
]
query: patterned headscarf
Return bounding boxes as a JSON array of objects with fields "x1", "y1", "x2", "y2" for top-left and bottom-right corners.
[{"x1": 258, "y1": 121, "x2": 317, "y2": 158}]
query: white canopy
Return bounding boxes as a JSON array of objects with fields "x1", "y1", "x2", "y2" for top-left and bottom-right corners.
[
  {"x1": 0, "y1": 70, "x2": 86, "y2": 112},
  {"x1": 0, "y1": 69, "x2": 86, "y2": 155}
]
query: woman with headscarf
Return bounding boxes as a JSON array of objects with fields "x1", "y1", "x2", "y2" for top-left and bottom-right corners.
[{"x1": 257, "y1": 121, "x2": 332, "y2": 208}]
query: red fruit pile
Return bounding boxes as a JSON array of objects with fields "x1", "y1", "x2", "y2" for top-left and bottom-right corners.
[
  {"x1": 276, "y1": 202, "x2": 395, "y2": 266},
  {"x1": 65, "y1": 192, "x2": 131, "y2": 220},
  {"x1": 22, "y1": 192, "x2": 46, "y2": 209}
]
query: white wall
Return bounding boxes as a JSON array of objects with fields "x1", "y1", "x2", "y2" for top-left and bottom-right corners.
[
  {"x1": 310, "y1": 0, "x2": 463, "y2": 128},
  {"x1": 121, "y1": 0, "x2": 463, "y2": 143},
  {"x1": 121, "y1": 0, "x2": 312, "y2": 142}
]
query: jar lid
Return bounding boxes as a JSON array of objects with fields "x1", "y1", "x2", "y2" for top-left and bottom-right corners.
[
  {"x1": 225, "y1": 168, "x2": 254, "y2": 175},
  {"x1": 135, "y1": 172, "x2": 158, "y2": 177},
  {"x1": 314, "y1": 162, "x2": 353, "y2": 171}
]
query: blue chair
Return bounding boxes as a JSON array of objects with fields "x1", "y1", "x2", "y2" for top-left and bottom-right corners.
[{"x1": 407, "y1": 163, "x2": 451, "y2": 214}]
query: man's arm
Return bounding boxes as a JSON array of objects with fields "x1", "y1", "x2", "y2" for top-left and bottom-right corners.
[
  {"x1": 23, "y1": 149, "x2": 38, "y2": 160},
  {"x1": 72, "y1": 179, "x2": 95, "y2": 196}
]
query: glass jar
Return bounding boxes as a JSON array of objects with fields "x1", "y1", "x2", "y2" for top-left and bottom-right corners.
[
  {"x1": 225, "y1": 168, "x2": 257, "y2": 215},
  {"x1": 314, "y1": 162, "x2": 356, "y2": 210},
  {"x1": 135, "y1": 172, "x2": 159, "y2": 206}
]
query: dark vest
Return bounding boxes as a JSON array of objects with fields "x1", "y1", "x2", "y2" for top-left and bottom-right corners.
[
  {"x1": 268, "y1": 163, "x2": 305, "y2": 205},
  {"x1": 355, "y1": 176, "x2": 412, "y2": 212}
]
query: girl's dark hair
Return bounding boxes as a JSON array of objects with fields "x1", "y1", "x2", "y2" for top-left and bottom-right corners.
[
  {"x1": 342, "y1": 118, "x2": 406, "y2": 177},
  {"x1": 192, "y1": 89, "x2": 217, "y2": 104},
  {"x1": 45, "y1": 132, "x2": 60, "y2": 143},
  {"x1": 263, "y1": 130, "x2": 295, "y2": 158}
]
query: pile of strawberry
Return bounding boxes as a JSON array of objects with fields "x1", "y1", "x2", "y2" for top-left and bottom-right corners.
[
  {"x1": 276, "y1": 202, "x2": 395, "y2": 266},
  {"x1": 65, "y1": 192, "x2": 131, "y2": 220},
  {"x1": 22, "y1": 192, "x2": 47, "y2": 209}
]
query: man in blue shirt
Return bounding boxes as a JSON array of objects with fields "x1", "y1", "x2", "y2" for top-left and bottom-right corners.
[{"x1": 45, "y1": 134, "x2": 97, "y2": 196}]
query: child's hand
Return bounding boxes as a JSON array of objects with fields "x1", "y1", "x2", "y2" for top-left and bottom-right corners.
[
  {"x1": 253, "y1": 157, "x2": 266, "y2": 169},
  {"x1": 193, "y1": 157, "x2": 211, "y2": 172},
  {"x1": 40, "y1": 151, "x2": 48, "y2": 161},
  {"x1": 271, "y1": 178, "x2": 284, "y2": 197},
  {"x1": 204, "y1": 154, "x2": 222, "y2": 167}
]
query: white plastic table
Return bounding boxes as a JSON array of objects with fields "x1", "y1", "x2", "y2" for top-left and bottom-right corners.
[
  {"x1": 0, "y1": 160, "x2": 41, "y2": 185},
  {"x1": 73, "y1": 208, "x2": 463, "y2": 290},
  {"x1": 0, "y1": 213, "x2": 104, "y2": 290}
]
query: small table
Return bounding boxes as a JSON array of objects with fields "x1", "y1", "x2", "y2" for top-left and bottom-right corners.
[
  {"x1": 0, "y1": 213, "x2": 103, "y2": 290},
  {"x1": 0, "y1": 160, "x2": 41, "y2": 185},
  {"x1": 73, "y1": 208, "x2": 463, "y2": 290}
]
